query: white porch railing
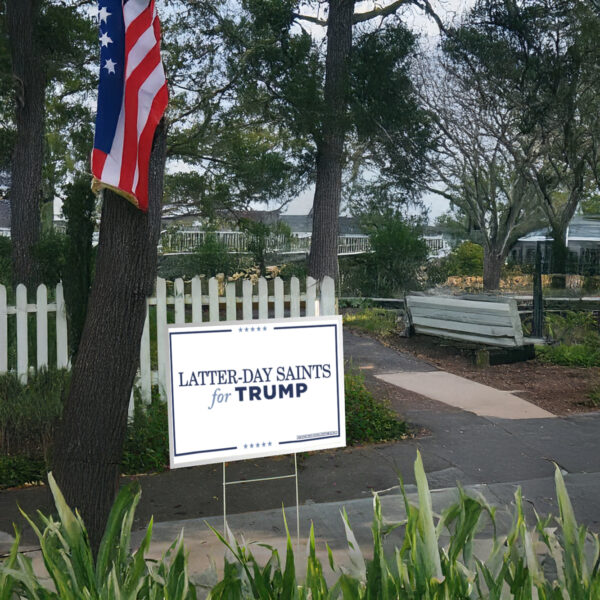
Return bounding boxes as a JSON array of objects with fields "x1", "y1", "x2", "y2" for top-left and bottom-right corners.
[{"x1": 160, "y1": 229, "x2": 370, "y2": 256}]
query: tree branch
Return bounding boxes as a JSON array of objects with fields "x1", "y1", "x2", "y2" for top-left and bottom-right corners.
[{"x1": 353, "y1": 0, "x2": 410, "y2": 24}]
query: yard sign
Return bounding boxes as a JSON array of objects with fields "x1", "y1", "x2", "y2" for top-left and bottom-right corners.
[{"x1": 167, "y1": 316, "x2": 345, "y2": 468}]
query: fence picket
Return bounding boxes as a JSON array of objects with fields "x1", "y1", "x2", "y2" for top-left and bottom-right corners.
[
  {"x1": 242, "y1": 280, "x2": 252, "y2": 320},
  {"x1": 258, "y1": 278, "x2": 268, "y2": 320},
  {"x1": 274, "y1": 277, "x2": 284, "y2": 318},
  {"x1": 56, "y1": 283, "x2": 68, "y2": 369},
  {"x1": 306, "y1": 277, "x2": 317, "y2": 317},
  {"x1": 140, "y1": 303, "x2": 152, "y2": 404},
  {"x1": 16, "y1": 284, "x2": 28, "y2": 381},
  {"x1": 156, "y1": 277, "x2": 168, "y2": 397},
  {"x1": 209, "y1": 278, "x2": 219, "y2": 322},
  {"x1": 226, "y1": 282, "x2": 236, "y2": 321},
  {"x1": 321, "y1": 276, "x2": 336, "y2": 316},
  {"x1": 174, "y1": 278, "x2": 185, "y2": 324},
  {"x1": 36, "y1": 284, "x2": 48, "y2": 369},
  {"x1": 290, "y1": 277, "x2": 300, "y2": 317},
  {"x1": 191, "y1": 276, "x2": 202, "y2": 323},
  {"x1": 0, "y1": 285, "x2": 7, "y2": 373}
]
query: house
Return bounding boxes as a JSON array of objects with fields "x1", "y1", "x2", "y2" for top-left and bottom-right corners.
[{"x1": 510, "y1": 214, "x2": 600, "y2": 273}]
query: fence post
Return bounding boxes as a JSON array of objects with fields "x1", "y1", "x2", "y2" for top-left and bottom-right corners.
[
  {"x1": 208, "y1": 277, "x2": 219, "y2": 322},
  {"x1": 174, "y1": 278, "x2": 185, "y2": 324},
  {"x1": 191, "y1": 276, "x2": 203, "y2": 323},
  {"x1": 242, "y1": 279, "x2": 252, "y2": 320},
  {"x1": 320, "y1": 276, "x2": 336, "y2": 316},
  {"x1": 305, "y1": 277, "x2": 317, "y2": 316},
  {"x1": 37, "y1": 284, "x2": 48, "y2": 369},
  {"x1": 274, "y1": 277, "x2": 284, "y2": 319},
  {"x1": 258, "y1": 277, "x2": 268, "y2": 320},
  {"x1": 290, "y1": 277, "x2": 300, "y2": 318},
  {"x1": 56, "y1": 283, "x2": 69, "y2": 369},
  {"x1": 140, "y1": 302, "x2": 152, "y2": 404},
  {"x1": 16, "y1": 284, "x2": 28, "y2": 382},
  {"x1": 226, "y1": 282, "x2": 236, "y2": 321},
  {"x1": 0, "y1": 285, "x2": 7, "y2": 374},
  {"x1": 156, "y1": 277, "x2": 168, "y2": 398}
]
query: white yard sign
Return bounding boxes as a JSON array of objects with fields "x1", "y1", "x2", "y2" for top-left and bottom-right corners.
[{"x1": 167, "y1": 316, "x2": 345, "y2": 468}]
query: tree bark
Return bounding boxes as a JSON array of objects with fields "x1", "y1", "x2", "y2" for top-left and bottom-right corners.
[
  {"x1": 483, "y1": 246, "x2": 503, "y2": 291},
  {"x1": 308, "y1": 0, "x2": 354, "y2": 280},
  {"x1": 6, "y1": 0, "x2": 45, "y2": 288},
  {"x1": 53, "y1": 122, "x2": 167, "y2": 554}
]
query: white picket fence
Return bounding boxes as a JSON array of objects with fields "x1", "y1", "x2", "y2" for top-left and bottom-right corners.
[
  {"x1": 0, "y1": 283, "x2": 69, "y2": 380},
  {"x1": 0, "y1": 277, "x2": 336, "y2": 402}
]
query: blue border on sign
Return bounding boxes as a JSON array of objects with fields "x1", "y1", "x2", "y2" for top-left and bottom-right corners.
[
  {"x1": 169, "y1": 329, "x2": 236, "y2": 457},
  {"x1": 273, "y1": 323, "x2": 341, "y2": 445}
]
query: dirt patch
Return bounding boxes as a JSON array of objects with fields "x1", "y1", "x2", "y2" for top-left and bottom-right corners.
[{"x1": 369, "y1": 331, "x2": 599, "y2": 416}]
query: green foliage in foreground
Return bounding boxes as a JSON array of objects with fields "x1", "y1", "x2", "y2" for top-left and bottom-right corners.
[
  {"x1": 207, "y1": 453, "x2": 600, "y2": 599},
  {"x1": 3, "y1": 454, "x2": 599, "y2": 599},
  {"x1": 0, "y1": 473, "x2": 196, "y2": 599}
]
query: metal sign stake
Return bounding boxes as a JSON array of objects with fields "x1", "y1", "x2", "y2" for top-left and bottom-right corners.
[{"x1": 222, "y1": 454, "x2": 301, "y2": 549}]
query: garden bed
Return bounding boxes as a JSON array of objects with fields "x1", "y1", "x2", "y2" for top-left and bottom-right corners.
[{"x1": 380, "y1": 332, "x2": 600, "y2": 416}]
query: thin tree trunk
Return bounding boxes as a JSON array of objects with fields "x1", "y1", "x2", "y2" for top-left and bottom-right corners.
[
  {"x1": 550, "y1": 227, "x2": 568, "y2": 289},
  {"x1": 6, "y1": 0, "x2": 45, "y2": 288},
  {"x1": 483, "y1": 246, "x2": 503, "y2": 291},
  {"x1": 53, "y1": 122, "x2": 167, "y2": 554},
  {"x1": 308, "y1": 0, "x2": 354, "y2": 280}
]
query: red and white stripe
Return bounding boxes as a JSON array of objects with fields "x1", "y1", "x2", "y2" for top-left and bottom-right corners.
[{"x1": 92, "y1": 0, "x2": 168, "y2": 211}]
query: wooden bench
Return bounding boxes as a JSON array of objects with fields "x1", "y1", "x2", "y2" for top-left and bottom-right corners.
[{"x1": 405, "y1": 294, "x2": 536, "y2": 364}]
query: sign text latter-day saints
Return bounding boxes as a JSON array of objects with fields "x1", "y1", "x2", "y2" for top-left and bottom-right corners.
[{"x1": 167, "y1": 316, "x2": 346, "y2": 468}]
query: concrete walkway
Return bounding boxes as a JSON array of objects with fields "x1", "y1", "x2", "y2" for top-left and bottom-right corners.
[
  {"x1": 377, "y1": 371, "x2": 553, "y2": 419},
  {"x1": 2, "y1": 330, "x2": 600, "y2": 592}
]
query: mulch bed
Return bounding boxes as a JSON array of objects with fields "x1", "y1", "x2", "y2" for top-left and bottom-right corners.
[{"x1": 371, "y1": 331, "x2": 600, "y2": 417}]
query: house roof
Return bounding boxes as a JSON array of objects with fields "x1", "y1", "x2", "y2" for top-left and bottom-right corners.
[{"x1": 517, "y1": 215, "x2": 600, "y2": 242}]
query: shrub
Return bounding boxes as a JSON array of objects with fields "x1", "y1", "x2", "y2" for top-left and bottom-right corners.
[
  {"x1": 191, "y1": 232, "x2": 240, "y2": 277},
  {"x1": 121, "y1": 390, "x2": 169, "y2": 474},
  {"x1": 536, "y1": 343, "x2": 600, "y2": 368},
  {"x1": 545, "y1": 311, "x2": 599, "y2": 345},
  {"x1": 345, "y1": 370, "x2": 407, "y2": 444},
  {"x1": 447, "y1": 241, "x2": 484, "y2": 277},
  {"x1": 0, "y1": 473, "x2": 197, "y2": 599}
]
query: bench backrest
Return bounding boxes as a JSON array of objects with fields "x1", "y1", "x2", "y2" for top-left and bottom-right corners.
[{"x1": 406, "y1": 295, "x2": 524, "y2": 347}]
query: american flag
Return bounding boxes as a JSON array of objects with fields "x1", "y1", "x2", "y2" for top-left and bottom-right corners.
[{"x1": 91, "y1": 0, "x2": 168, "y2": 212}]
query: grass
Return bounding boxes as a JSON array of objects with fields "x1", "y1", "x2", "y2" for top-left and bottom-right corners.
[{"x1": 343, "y1": 307, "x2": 399, "y2": 336}]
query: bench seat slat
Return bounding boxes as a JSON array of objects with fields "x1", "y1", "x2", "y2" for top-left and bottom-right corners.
[
  {"x1": 413, "y1": 325, "x2": 519, "y2": 347},
  {"x1": 409, "y1": 307, "x2": 514, "y2": 327},
  {"x1": 411, "y1": 316, "x2": 517, "y2": 338}
]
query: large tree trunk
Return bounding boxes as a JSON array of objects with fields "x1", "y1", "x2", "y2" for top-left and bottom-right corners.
[
  {"x1": 53, "y1": 122, "x2": 167, "y2": 554},
  {"x1": 6, "y1": 0, "x2": 45, "y2": 288},
  {"x1": 483, "y1": 246, "x2": 504, "y2": 291},
  {"x1": 308, "y1": 0, "x2": 354, "y2": 280}
]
